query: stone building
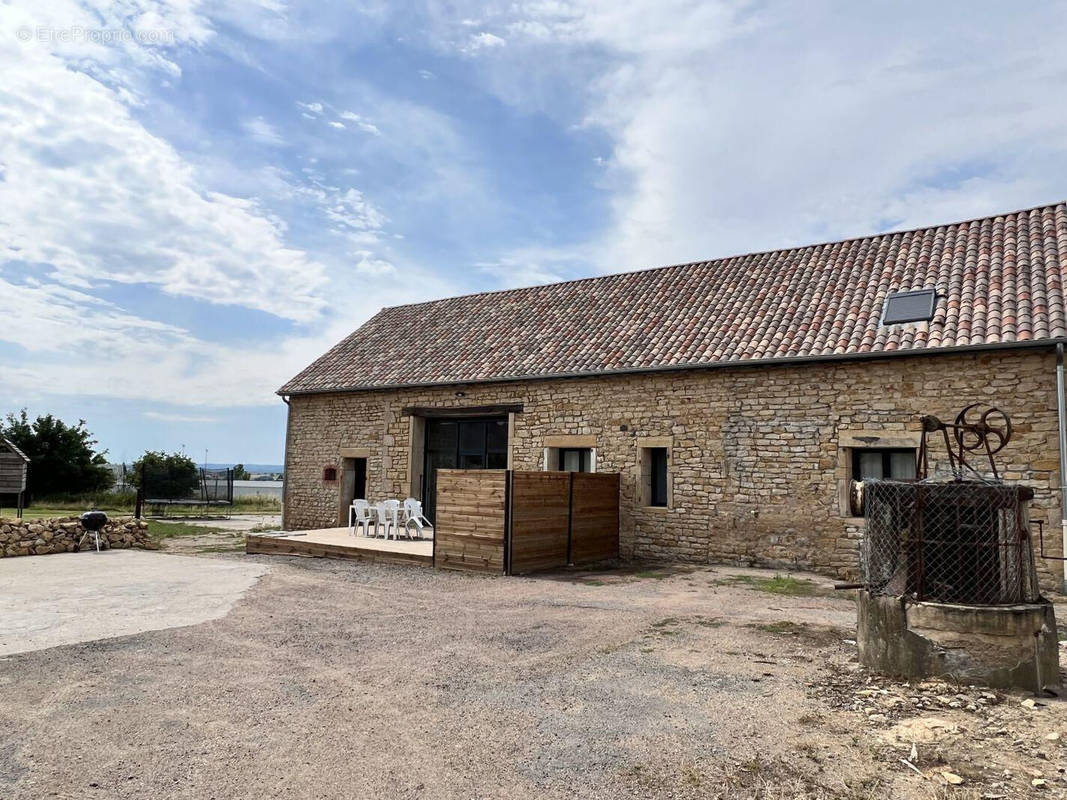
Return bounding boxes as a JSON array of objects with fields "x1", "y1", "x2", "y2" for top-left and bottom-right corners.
[{"x1": 279, "y1": 203, "x2": 1067, "y2": 586}]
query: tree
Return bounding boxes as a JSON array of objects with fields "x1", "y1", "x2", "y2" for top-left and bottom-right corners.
[
  {"x1": 2, "y1": 410, "x2": 114, "y2": 499},
  {"x1": 232, "y1": 463, "x2": 250, "y2": 481},
  {"x1": 130, "y1": 451, "x2": 200, "y2": 500}
]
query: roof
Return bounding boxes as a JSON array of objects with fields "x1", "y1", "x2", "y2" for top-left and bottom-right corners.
[
  {"x1": 0, "y1": 437, "x2": 29, "y2": 462},
  {"x1": 280, "y1": 202, "x2": 1067, "y2": 395}
]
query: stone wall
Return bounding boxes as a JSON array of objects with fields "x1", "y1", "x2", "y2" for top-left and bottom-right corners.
[
  {"x1": 283, "y1": 348, "x2": 1066, "y2": 589},
  {"x1": 0, "y1": 517, "x2": 150, "y2": 557}
]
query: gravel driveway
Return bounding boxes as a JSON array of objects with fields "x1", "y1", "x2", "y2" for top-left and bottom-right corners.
[
  {"x1": 1, "y1": 555, "x2": 1064, "y2": 799},
  {"x1": 0, "y1": 550, "x2": 268, "y2": 656}
]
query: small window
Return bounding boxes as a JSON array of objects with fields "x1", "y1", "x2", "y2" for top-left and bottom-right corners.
[
  {"x1": 852, "y1": 448, "x2": 916, "y2": 482},
  {"x1": 558, "y1": 448, "x2": 592, "y2": 472},
  {"x1": 646, "y1": 447, "x2": 668, "y2": 507},
  {"x1": 882, "y1": 289, "x2": 936, "y2": 325},
  {"x1": 850, "y1": 448, "x2": 915, "y2": 515},
  {"x1": 322, "y1": 465, "x2": 338, "y2": 482}
]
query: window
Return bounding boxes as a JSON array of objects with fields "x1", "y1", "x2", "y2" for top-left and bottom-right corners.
[
  {"x1": 852, "y1": 448, "x2": 916, "y2": 482},
  {"x1": 558, "y1": 448, "x2": 592, "y2": 472},
  {"x1": 850, "y1": 448, "x2": 916, "y2": 515},
  {"x1": 638, "y1": 440, "x2": 671, "y2": 508},
  {"x1": 882, "y1": 289, "x2": 936, "y2": 325},
  {"x1": 422, "y1": 417, "x2": 509, "y2": 522},
  {"x1": 648, "y1": 448, "x2": 668, "y2": 507},
  {"x1": 542, "y1": 437, "x2": 596, "y2": 473}
]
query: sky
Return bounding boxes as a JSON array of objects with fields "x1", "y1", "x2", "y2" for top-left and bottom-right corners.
[{"x1": 3, "y1": 1, "x2": 1067, "y2": 465}]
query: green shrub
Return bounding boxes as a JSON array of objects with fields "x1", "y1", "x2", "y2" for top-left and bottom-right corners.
[{"x1": 130, "y1": 451, "x2": 200, "y2": 500}]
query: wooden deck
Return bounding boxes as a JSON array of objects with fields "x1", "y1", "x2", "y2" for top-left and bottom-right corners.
[{"x1": 245, "y1": 528, "x2": 433, "y2": 567}]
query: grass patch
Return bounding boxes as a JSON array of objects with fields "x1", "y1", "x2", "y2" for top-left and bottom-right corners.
[
  {"x1": 644, "y1": 617, "x2": 682, "y2": 639},
  {"x1": 725, "y1": 574, "x2": 820, "y2": 596},
  {"x1": 18, "y1": 494, "x2": 280, "y2": 520},
  {"x1": 650, "y1": 617, "x2": 680, "y2": 628},
  {"x1": 197, "y1": 543, "x2": 247, "y2": 553},
  {"x1": 633, "y1": 569, "x2": 670, "y2": 579},
  {"x1": 693, "y1": 616, "x2": 725, "y2": 628},
  {"x1": 247, "y1": 522, "x2": 282, "y2": 533},
  {"x1": 747, "y1": 620, "x2": 846, "y2": 647},
  {"x1": 751, "y1": 621, "x2": 805, "y2": 635},
  {"x1": 147, "y1": 520, "x2": 228, "y2": 539}
]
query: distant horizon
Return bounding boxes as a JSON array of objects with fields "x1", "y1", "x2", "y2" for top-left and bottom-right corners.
[{"x1": 107, "y1": 459, "x2": 284, "y2": 473}]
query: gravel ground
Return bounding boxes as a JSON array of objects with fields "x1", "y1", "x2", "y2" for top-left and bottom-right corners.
[
  {"x1": 0, "y1": 550, "x2": 267, "y2": 656},
  {"x1": 1, "y1": 555, "x2": 1065, "y2": 799}
]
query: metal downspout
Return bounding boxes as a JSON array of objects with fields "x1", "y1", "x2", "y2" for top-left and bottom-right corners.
[
  {"x1": 281, "y1": 395, "x2": 291, "y2": 531},
  {"x1": 1057, "y1": 344, "x2": 1067, "y2": 594}
]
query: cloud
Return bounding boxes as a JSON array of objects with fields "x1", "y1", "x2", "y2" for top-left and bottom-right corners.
[
  {"x1": 1, "y1": 2, "x2": 329, "y2": 323},
  {"x1": 352, "y1": 252, "x2": 396, "y2": 276},
  {"x1": 143, "y1": 411, "x2": 222, "y2": 423},
  {"x1": 463, "y1": 31, "x2": 506, "y2": 52},
  {"x1": 328, "y1": 120, "x2": 345, "y2": 129},
  {"x1": 475, "y1": 244, "x2": 594, "y2": 288},
  {"x1": 0, "y1": 0, "x2": 451, "y2": 413},
  {"x1": 338, "y1": 111, "x2": 382, "y2": 135},
  {"x1": 434, "y1": 1, "x2": 1067, "y2": 271},
  {"x1": 242, "y1": 116, "x2": 286, "y2": 146},
  {"x1": 0, "y1": 263, "x2": 453, "y2": 408}
]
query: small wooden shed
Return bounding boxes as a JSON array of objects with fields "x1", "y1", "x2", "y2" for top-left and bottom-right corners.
[{"x1": 0, "y1": 436, "x2": 29, "y2": 518}]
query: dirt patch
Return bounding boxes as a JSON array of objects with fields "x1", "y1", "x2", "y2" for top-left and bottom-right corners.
[
  {"x1": 810, "y1": 657, "x2": 1067, "y2": 796},
  {"x1": 0, "y1": 560, "x2": 1064, "y2": 799},
  {"x1": 720, "y1": 573, "x2": 826, "y2": 597},
  {"x1": 747, "y1": 619, "x2": 849, "y2": 647},
  {"x1": 157, "y1": 529, "x2": 247, "y2": 555}
]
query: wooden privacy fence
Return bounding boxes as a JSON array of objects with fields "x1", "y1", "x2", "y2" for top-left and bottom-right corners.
[{"x1": 434, "y1": 469, "x2": 620, "y2": 575}]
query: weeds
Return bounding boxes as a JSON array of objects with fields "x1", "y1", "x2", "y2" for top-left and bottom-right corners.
[
  {"x1": 248, "y1": 522, "x2": 282, "y2": 533},
  {"x1": 747, "y1": 620, "x2": 845, "y2": 646},
  {"x1": 725, "y1": 573, "x2": 821, "y2": 596},
  {"x1": 650, "y1": 617, "x2": 679, "y2": 628},
  {"x1": 633, "y1": 569, "x2": 670, "y2": 579},
  {"x1": 693, "y1": 616, "x2": 725, "y2": 628},
  {"x1": 147, "y1": 520, "x2": 228, "y2": 539},
  {"x1": 197, "y1": 543, "x2": 247, "y2": 554},
  {"x1": 752, "y1": 620, "x2": 805, "y2": 635}
]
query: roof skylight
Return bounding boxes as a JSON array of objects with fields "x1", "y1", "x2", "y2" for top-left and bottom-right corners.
[{"x1": 882, "y1": 289, "x2": 936, "y2": 325}]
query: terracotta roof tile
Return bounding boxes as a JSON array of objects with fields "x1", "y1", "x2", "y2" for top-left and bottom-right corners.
[{"x1": 280, "y1": 203, "x2": 1067, "y2": 394}]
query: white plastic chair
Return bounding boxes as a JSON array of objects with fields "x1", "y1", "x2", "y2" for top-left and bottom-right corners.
[
  {"x1": 376, "y1": 500, "x2": 401, "y2": 540},
  {"x1": 401, "y1": 498, "x2": 434, "y2": 540},
  {"x1": 349, "y1": 499, "x2": 375, "y2": 537}
]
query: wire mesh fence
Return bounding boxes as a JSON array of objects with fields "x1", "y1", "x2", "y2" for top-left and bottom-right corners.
[
  {"x1": 861, "y1": 480, "x2": 1039, "y2": 605},
  {"x1": 140, "y1": 464, "x2": 233, "y2": 506}
]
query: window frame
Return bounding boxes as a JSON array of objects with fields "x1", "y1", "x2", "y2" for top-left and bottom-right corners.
[
  {"x1": 648, "y1": 447, "x2": 668, "y2": 507},
  {"x1": 881, "y1": 288, "x2": 936, "y2": 325},
  {"x1": 849, "y1": 446, "x2": 917, "y2": 517},
  {"x1": 557, "y1": 447, "x2": 592, "y2": 473},
  {"x1": 850, "y1": 447, "x2": 917, "y2": 483}
]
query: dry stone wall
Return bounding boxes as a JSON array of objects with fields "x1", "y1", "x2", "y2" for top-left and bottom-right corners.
[
  {"x1": 0, "y1": 517, "x2": 150, "y2": 557},
  {"x1": 284, "y1": 349, "x2": 1064, "y2": 589}
]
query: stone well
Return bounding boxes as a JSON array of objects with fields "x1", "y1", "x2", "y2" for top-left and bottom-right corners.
[{"x1": 857, "y1": 590, "x2": 1059, "y2": 693}]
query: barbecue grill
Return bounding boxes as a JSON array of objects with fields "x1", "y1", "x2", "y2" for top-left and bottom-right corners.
[{"x1": 77, "y1": 510, "x2": 109, "y2": 552}]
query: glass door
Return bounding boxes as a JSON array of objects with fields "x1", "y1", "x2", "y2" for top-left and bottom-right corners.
[{"x1": 422, "y1": 417, "x2": 508, "y2": 523}]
